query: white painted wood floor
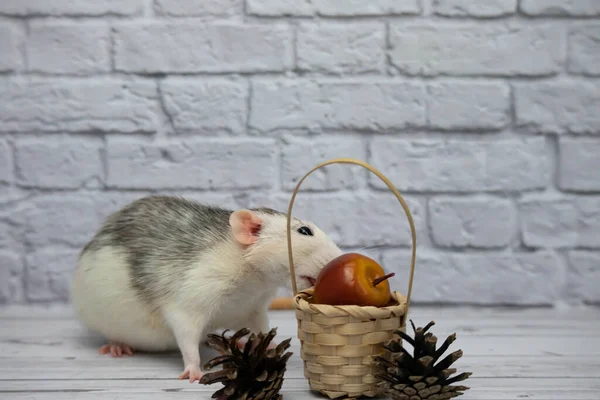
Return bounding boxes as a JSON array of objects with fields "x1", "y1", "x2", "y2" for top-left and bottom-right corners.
[{"x1": 0, "y1": 305, "x2": 599, "y2": 400}]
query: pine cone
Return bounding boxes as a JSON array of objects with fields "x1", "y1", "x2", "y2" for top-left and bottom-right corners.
[
  {"x1": 374, "y1": 320, "x2": 472, "y2": 400},
  {"x1": 199, "y1": 327, "x2": 293, "y2": 400}
]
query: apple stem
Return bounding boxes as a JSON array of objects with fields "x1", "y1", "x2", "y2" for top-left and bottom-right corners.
[{"x1": 372, "y1": 272, "x2": 395, "y2": 287}]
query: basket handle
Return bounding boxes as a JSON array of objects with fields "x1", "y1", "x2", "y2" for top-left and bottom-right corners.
[{"x1": 286, "y1": 158, "x2": 417, "y2": 312}]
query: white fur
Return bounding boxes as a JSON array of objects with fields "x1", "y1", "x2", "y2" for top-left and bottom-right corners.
[
  {"x1": 71, "y1": 207, "x2": 342, "y2": 377},
  {"x1": 71, "y1": 247, "x2": 177, "y2": 351}
]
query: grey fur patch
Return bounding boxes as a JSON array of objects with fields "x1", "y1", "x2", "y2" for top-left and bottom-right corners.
[{"x1": 81, "y1": 195, "x2": 236, "y2": 306}]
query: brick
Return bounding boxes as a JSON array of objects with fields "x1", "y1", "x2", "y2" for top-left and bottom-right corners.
[
  {"x1": 369, "y1": 138, "x2": 549, "y2": 192},
  {"x1": 297, "y1": 23, "x2": 385, "y2": 74},
  {"x1": 520, "y1": 0, "x2": 600, "y2": 16},
  {"x1": 26, "y1": 22, "x2": 110, "y2": 74},
  {"x1": 25, "y1": 248, "x2": 77, "y2": 302},
  {"x1": 575, "y1": 198, "x2": 600, "y2": 248},
  {"x1": 567, "y1": 251, "x2": 600, "y2": 304},
  {"x1": 389, "y1": 23, "x2": 562, "y2": 76},
  {"x1": 114, "y1": 22, "x2": 292, "y2": 73},
  {"x1": 514, "y1": 81, "x2": 600, "y2": 134},
  {"x1": 248, "y1": 192, "x2": 426, "y2": 248},
  {"x1": 518, "y1": 198, "x2": 579, "y2": 248},
  {"x1": 247, "y1": 0, "x2": 421, "y2": 16},
  {"x1": 0, "y1": 22, "x2": 24, "y2": 72},
  {"x1": 246, "y1": 0, "x2": 313, "y2": 16},
  {"x1": 0, "y1": 207, "x2": 26, "y2": 256},
  {"x1": 17, "y1": 195, "x2": 98, "y2": 248},
  {"x1": 0, "y1": 78, "x2": 157, "y2": 133},
  {"x1": 429, "y1": 197, "x2": 516, "y2": 248},
  {"x1": 0, "y1": 251, "x2": 24, "y2": 303},
  {"x1": 106, "y1": 138, "x2": 276, "y2": 190},
  {"x1": 15, "y1": 137, "x2": 103, "y2": 189},
  {"x1": 250, "y1": 80, "x2": 425, "y2": 131},
  {"x1": 316, "y1": 0, "x2": 421, "y2": 15},
  {"x1": 382, "y1": 250, "x2": 562, "y2": 305},
  {"x1": 16, "y1": 193, "x2": 146, "y2": 248},
  {"x1": 568, "y1": 25, "x2": 600, "y2": 76},
  {"x1": 559, "y1": 138, "x2": 600, "y2": 191},
  {"x1": 518, "y1": 197, "x2": 600, "y2": 249},
  {"x1": 427, "y1": 82, "x2": 510, "y2": 130},
  {"x1": 433, "y1": 0, "x2": 516, "y2": 17},
  {"x1": 281, "y1": 136, "x2": 366, "y2": 191},
  {"x1": 160, "y1": 79, "x2": 247, "y2": 134},
  {"x1": 0, "y1": 0, "x2": 145, "y2": 16},
  {"x1": 154, "y1": 0, "x2": 242, "y2": 16},
  {"x1": 0, "y1": 193, "x2": 27, "y2": 256},
  {"x1": 0, "y1": 218, "x2": 17, "y2": 253},
  {"x1": 0, "y1": 140, "x2": 11, "y2": 184},
  {"x1": 0, "y1": 186, "x2": 29, "y2": 205}
]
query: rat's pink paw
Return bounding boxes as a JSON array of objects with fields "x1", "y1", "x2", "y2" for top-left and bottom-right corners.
[
  {"x1": 234, "y1": 338, "x2": 277, "y2": 351},
  {"x1": 98, "y1": 343, "x2": 134, "y2": 357},
  {"x1": 235, "y1": 337, "x2": 248, "y2": 350},
  {"x1": 178, "y1": 365, "x2": 203, "y2": 383}
]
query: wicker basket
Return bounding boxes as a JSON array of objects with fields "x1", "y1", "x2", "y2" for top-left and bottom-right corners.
[{"x1": 285, "y1": 158, "x2": 417, "y2": 399}]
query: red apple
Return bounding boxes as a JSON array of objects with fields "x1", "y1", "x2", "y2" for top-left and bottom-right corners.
[{"x1": 313, "y1": 253, "x2": 395, "y2": 307}]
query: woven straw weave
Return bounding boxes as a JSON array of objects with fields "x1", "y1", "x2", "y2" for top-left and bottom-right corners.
[{"x1": 293, "y1": 289, "x2": 407, "y2": 399}]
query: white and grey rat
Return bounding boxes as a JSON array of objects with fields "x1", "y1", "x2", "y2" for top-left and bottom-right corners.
[{"x1": 70, "y1": 195, "x2": 342, "y2": 383}]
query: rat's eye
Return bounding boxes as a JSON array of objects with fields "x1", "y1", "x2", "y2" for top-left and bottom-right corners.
[{"x1": 297, "y1": 226, "x2": 313, "y2": 236}]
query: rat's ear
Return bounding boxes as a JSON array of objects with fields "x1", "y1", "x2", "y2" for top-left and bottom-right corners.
[{"x1": 229, "y1": 209, "x2": 263, "y2": 245}]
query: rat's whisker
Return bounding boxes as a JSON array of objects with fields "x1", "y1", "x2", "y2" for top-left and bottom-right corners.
[{"x1": 345, "y1": 244, "x2": 386, "y2": 255}]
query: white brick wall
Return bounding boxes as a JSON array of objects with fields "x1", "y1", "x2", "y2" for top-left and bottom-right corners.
[{"x1": 0, "y1": 0, "x2": 598, "y2": 306}]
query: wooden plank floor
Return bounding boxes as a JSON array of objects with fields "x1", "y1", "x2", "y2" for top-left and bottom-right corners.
[{"x1": 1, "y1": 305, "x2": 599, "y2": 399}]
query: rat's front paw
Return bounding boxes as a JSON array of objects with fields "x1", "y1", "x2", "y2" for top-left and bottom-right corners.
[{"x1": 178, "y1": 364, "x2": 203, "y2": 383}]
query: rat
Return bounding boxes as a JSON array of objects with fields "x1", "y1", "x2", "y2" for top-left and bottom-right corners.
[{"x1": 70, "y1": 195, "x2": 342, "y2": 383}]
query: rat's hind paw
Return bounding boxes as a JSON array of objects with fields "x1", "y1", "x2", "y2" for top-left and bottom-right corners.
[
  {"x1": 98, "y1": 343, "x2": 134, "y2": 357},
  {"x1": 235, "y1": 337, "x2": 277, "y2": 351},
  {"x1": 178, "y1": 365, "x2": 203, "y2": 383}
]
